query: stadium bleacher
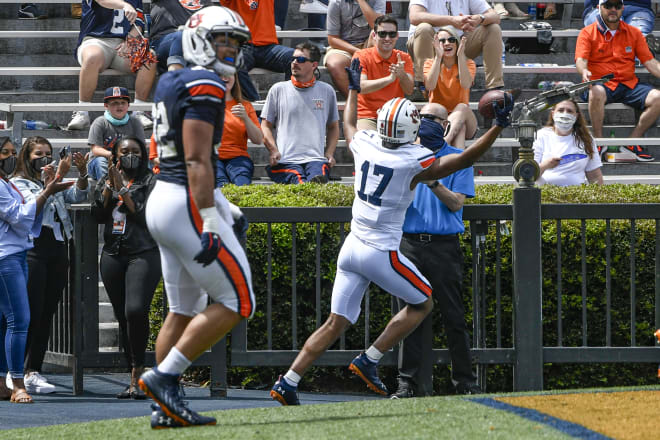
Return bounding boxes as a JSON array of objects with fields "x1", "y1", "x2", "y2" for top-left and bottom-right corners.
[{"x1": 1, "y1": 0, "x2": 659, "y2": 183}]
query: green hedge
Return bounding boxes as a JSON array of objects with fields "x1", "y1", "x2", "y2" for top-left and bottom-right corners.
[{"x1": 149, "y1": 183, "x2": 660, "y2": 394}]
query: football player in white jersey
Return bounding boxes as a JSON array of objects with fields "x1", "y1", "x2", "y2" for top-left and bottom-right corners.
[{"x1": 271, "y1": 58, "x2": 514, "y2": 405}]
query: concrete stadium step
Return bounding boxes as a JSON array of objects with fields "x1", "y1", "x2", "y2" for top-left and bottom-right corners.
[{"x1": 99, "y1": 322, "x2": 119, "y2": 348}]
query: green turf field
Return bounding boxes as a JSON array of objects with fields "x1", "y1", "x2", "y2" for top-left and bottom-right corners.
[{"x1": 6, "y1": 396, "x2": 571, "y2": 440}]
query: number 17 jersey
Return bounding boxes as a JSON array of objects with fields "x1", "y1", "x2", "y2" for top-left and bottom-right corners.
[{"x1": 349, "y1": 130, "x2": 435, "y2": 251}]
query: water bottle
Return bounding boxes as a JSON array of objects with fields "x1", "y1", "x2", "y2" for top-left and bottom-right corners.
[
  {"x1": 501, "y1": 40, "x2": 506, "y2": 66},
  {"x1": 22, "y1": 120, "x2": 55, "y2": 130},
  {"x1": 608, "y1": 129, "x2": 619, "y2": 152},
  {"x1": 528, "y1": 3, "x2": 536, "y2": 17},
  {"x1": 536, "y1": 3, "x2": 546, "y2": 20},
  {"x1": 555, "y1": 81, "x2": 575, "y2": 88}
]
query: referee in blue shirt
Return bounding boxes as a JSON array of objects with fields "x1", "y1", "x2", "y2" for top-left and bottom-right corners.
[{"x1": 391, "y1": 103, "x2": 481, "y2": 398}]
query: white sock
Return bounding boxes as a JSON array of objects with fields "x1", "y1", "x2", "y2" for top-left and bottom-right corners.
[
  {"x1": 365, "y1": 346, "x2": 383, "y2": 363},
  {"x1": 133, "y1": 98, "x2": 147, "y2": 105},
  {"x1": 157, "y1": 347, "x2": 192, "y2": 376},
  {"x1": 283, "y1": 370, "x2": 301, "y2": 387},
  {"x1": 77, "y1": 101, "x2": 89, "y2": 115}
]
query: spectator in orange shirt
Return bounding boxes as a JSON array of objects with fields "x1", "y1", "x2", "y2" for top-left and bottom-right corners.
[
  {"x1": 354, "y1": 15, "x2": 414, "y2": 131},
  {"x1": 423, "y1": 26, "x2": 476, "y2": 149},
  {"x1": 217, "y1": 73, "x2": 263, "y2": 186},
  {"x1": 576, "y1": 0, "x2": 660, "y2": 162},
  {"x1": 221, "y1": 0, "x2": 295, "y2": 101}
]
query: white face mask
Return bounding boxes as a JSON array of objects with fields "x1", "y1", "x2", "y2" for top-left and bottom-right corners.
[{"x1": 553, "y1": 112, "x2": 577, "y2": 133}]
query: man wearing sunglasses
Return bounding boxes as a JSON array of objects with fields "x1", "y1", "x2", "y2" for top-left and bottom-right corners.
[
  {"x1": 583, "y1": 0, "x2": 655, "y2": 48},
  {"x1": 261, "y1": 42, "x2": 340, "y2": 183},
  {"x1": 408, "y1": 0, "x2": 503, "y2": 91},
  {"x1": 576, "y1": 0, "x2": 660, "y2": 162},
  {"x1": 325, "y1": 0, "x2": 386, "y2": 98},
  {"x1": 353, "y1": 14, "x2": 414, "y2": 131}
]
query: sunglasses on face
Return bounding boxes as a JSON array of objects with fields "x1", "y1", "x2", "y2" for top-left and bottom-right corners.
[
  {"x1": 437, "y1": 37, "x2": 458, "y2": 44},
  {"x1": 602, "y1": 2, "x2": 623, "y2": 9},
  {"x1": 291, "y1": 56, "x2": 312, "y2": 64},
  {"x1": 376, "y1": 31, "x2": 398, "y2": 39},
  {"x1": 420, "y1": 114, "x2": 447, "y2": 123}
]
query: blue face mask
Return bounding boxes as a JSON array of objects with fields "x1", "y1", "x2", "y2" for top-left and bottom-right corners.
[
  {"x1": 104, "y1": 110, "x2": 130, "y2": 126},
  {"x1": 418, "y1": 118, "x2": 447, "y2": 152}
]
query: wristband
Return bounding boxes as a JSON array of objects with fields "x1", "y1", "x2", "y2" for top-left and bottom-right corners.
[
  {"x1": 78, "y1": 173, "x2": 88, "y2": 180},
  {"x1": 118, "y1": 187, "x2": 129, "y2": 196},
  {"x1": 427, "y1": 181, "x2": 440, "y2": 189},
  {"x1": 199, "y1": 207, "x2": 222, "y2": 235}
]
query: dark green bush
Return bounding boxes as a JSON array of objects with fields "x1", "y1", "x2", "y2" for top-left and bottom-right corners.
[{"x1": 150, "y1": 183, "x2": 660, "y2": 394}]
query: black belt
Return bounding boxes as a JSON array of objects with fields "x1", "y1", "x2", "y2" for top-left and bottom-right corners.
[{"x1": 402, "y1": 232, "x2": 459, "y2": 242}]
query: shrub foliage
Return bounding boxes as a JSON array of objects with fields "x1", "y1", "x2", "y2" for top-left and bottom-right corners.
[{"x1": 149, "y1": 183, "x2": 660, "y2": 394}]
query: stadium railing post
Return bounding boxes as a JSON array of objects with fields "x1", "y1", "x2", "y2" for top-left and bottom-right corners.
[{"x1": 512, "y1": 187, "x2": 544, "y2": 391}]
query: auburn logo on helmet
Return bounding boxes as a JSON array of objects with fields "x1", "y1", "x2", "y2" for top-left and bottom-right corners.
[
  {"x1": 179, "y1": 0, "x2": 204, "y2": 11},
  {"x1": 188, "y1": 13, "x2": 203, "y2": 28}
]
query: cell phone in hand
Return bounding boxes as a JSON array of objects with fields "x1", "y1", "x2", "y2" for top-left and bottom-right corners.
[{"x1": 59, "y1": 145, "x2": 71, "y2": 159}]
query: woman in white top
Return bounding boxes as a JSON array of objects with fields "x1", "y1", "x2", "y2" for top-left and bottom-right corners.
[{"x1": 533, "y1": 98, "x2": 604, "y2": 186}]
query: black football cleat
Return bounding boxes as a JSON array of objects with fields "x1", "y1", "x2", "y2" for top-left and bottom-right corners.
[{"x1": 139, "y1": 369, "x2": 216, "y2": 428}]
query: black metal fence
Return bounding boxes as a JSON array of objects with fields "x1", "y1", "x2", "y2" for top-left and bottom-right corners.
[{"x1": 45, "y1": 189, "x2": 660, "y2": 395}]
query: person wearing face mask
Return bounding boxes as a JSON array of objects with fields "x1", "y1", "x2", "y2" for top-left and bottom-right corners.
[
  {"x1": 534, "y1": 99, "x2": 604, "y2": 186},
  {"x1": 423, "y1": 26, "x2": 477, "y2": 149},
  {"x1": 391, "y1": 102, "x2": 481, "y2": 398},
  {"x1": 0, "y1": 137, "x2": 74, "y2": 404},
  {"x1": 91, "y1": 136, "x2": 160, "y2": 400},
  {"x1": 86, "y1": 87, "x2": 146, "y2": 181},
  {"x1": 7, "y1": 137, "x2": 88, "y2": 396}
]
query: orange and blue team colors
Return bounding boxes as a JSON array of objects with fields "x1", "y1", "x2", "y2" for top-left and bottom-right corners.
[
  {"x1": 389, "y1": 251, "x2": 432, "y2": 297},
  {"x1": 186, "y1": 188, "x2": 253, "y2": 318}
]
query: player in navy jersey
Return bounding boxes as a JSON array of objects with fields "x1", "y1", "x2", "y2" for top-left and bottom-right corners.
[
  {"x1": 270, "y1": 59, "x2": 514, "y2": 406},
  {"x1": 68, "y1": 0, "x2": 156, "y2": 130},
  {"x1": 138, "y1": 6, "x2": 255, "y2": 429}
]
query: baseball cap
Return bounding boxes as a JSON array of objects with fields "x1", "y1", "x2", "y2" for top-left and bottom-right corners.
[
  {"x1": 104, "y1": 86, "x2": 130, "y2": 102},
  {"x1": 599, "y1": 0, "x2": 623, "y2": 5}
]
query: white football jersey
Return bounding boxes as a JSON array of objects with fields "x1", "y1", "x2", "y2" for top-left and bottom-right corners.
[{"x1": 349, "y1": 130, "x2": 435, "y2": 251}]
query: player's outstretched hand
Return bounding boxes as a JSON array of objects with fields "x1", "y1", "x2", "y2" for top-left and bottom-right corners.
[
  {"x1": 194, "y1": 232, "x2": 221, "y2": 266},
  {"x1": 493, "y1": 91, "x2": 514, "y2": 128},
  {"x1": 345, "y1": 58, "x2": 362, "y2": 92}
]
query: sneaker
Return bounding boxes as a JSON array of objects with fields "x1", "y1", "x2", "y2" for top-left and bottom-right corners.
[
  {"x1": 24, "y1": 371, "x2": 56, "y2": 394},
  {"x1": 138, "y1": 369, "x2": 216, "y2": 427},
  {"x1": 390, "y1": 377, "x2": 414, "y2": 399},
  {"x1": 299, "y1": 0, "x2": 328, "y2": 14},
  {"x1": 150, "y1": 403, "x2": 184, "y2": 429},
  {"x1": 309, "y1": 175, "x2": 328, "y2": 184},
  {"x1": 133, "y1": 111, "x2": 153, "y2": 129},
  {"x1": 456, "y1": 382, "x2": 482, "y2": 395},
  {"x1": 18, "y1": 4, "x2": 48, "y2": 19},
  {"x1": 622, "y1": 145, "x2": 654, "y2": 162},
  {"x1": 67, "y1": 111, "x2": 90, "y2": 130},
  {"x1": 348, "y1": 353, "x2": 388, "y2": 396},
  {"x1": 270, "y1": 375, "x2": 300, "y2": 406}
]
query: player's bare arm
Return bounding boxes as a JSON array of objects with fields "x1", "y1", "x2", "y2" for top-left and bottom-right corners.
[{"x1": 183, "y1": 118, "x2": 215, "y2": 209}]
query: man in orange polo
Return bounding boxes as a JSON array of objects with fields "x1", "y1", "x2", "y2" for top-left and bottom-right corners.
[
  {"x1": 576, "y1": 0, "x2": 660, "y2": 161},
  {"x1": 221, "y1": 0, "x2": 295, "y2": 101},
  {"x1": 354, "y1": 14, "x2": 414, "y2": 131}
]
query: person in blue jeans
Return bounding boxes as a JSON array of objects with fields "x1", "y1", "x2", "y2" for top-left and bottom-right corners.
[
  {"x1": 0, "y1": 137, "x2": 72, "y2": 403},
  {"x1": 583, "y1": 0, "x2": 655, "y2": 36}
]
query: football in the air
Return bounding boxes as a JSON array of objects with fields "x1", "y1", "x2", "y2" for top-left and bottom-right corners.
[{"x1": 477, "y1": 89, "x2": 506, "y2": 119}]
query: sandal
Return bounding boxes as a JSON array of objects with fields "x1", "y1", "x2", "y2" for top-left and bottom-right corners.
[
  {"x1": 116, "y1": 385, "x2": 132, "y2": 399},
  {"x1": 131, "y1": 387, "x2": 147, "y2": 400},
  {"x1": 493, "y1": 3, "x2": 509, "y2": 19},
  {"x1": 544, "y1": 4, "x2": 558, "y2": 20},
  {"x1": 505, "y1": 3, "x2": 530, "y2": 19},
  {"x1": 10, "y1": 389, "x2": 33, "y2": 404}
]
